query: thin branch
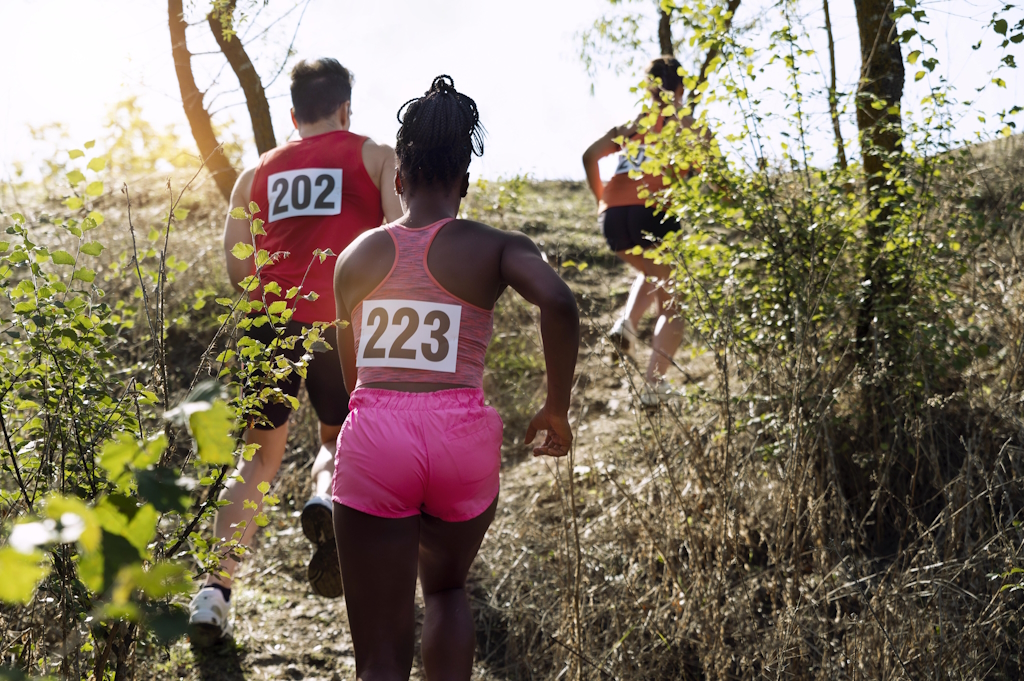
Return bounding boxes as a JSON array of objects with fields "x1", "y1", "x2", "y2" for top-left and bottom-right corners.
[{"x1": 263, "y1": 0, "x2": 312, "y2": 89}]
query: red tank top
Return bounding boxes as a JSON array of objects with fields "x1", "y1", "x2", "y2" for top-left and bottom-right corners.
[
  {"x1": 351, "y1": 219, "x2": 494, "y2": 389},
  {"x1": 249, "y1": 130, "x2": 384, "y2": 323}
]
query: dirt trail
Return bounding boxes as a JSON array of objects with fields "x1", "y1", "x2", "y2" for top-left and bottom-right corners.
[{"x1": 143, "y1": 181, "x2": 703, "y2": 680}]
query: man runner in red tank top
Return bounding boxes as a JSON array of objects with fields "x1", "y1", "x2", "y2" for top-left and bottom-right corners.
[{"x1": 189, "y1": 58, "x2": 402, "y2": 646}]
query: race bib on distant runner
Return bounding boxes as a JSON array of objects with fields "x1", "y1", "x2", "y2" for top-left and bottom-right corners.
[
  {"x1": 267, "y1": 168, "x2": 343, "y2": 222},
  {"x1": 356, "y1": 299, "x2": 462, "y2": 373},
  {"x1": 614, "y1": 146, "x2": 646, "y2": 176}
]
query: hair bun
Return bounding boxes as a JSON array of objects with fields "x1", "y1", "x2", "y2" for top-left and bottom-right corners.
[{"x1": 430, "y1": 75, "x2": 456, "y2": 96}]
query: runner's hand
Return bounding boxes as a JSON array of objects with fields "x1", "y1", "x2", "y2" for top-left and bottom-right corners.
[{"x1": 525, "y1": 407, "x2": 572, "y2": 458}]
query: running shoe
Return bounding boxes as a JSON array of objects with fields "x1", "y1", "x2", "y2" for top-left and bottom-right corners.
[
  {"x1": 188, "y1": 586, "x2": 233, "y2": 647},
  {"x1": 608, "y1": 317, "x2": 639, "y2": 361},
  {"x1": 301, "y1": 494, "x2": 343, "y2": 598}
]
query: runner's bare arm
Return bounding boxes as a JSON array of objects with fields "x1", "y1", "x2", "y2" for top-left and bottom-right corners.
[
  {"x1": 582, "y1": 124, "x2": 637, "y2": 204},
  {"x1": 499, "y1": 233, "x2": 580, "y2": 457},
  {"x1": 362, "y1": 140, "x2": 404, "y2": 223},
  {"x1": 223, "y1": 167, "x2": 257, "y2": 293},
  {"x1": 333, "y1": 262, "x2": 358, "y2": 396},
  {"x1": 334, "y1": 230, "x2": 393, "y2": 394}
]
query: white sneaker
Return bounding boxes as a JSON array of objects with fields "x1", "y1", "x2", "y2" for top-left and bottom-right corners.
[
  {"x1": 608, "y1": 317, "x2": 639, "y2": 361},
  {"x1": 188, "y1": 586, "x2": 233, "y2": 647}
]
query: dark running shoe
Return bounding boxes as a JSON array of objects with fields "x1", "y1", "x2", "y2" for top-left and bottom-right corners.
[{"x1": 301, "y1": 495, "x2": 343, "y2": 598}]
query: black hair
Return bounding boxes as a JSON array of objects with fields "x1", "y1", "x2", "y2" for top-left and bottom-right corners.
[
  {"x1": 646, "y1": 56, "x2": 684, "y2": 94},
  {"x1": 395, "y1": 75, "x2": 484, "y2": 190},
  {"x1": 290, "y1": 58, "x2": 353, "y2": 124}
]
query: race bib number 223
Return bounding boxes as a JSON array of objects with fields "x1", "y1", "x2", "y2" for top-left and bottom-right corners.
[{"x1": 356, "y1": 299, "x2": 462, "y2": 373}]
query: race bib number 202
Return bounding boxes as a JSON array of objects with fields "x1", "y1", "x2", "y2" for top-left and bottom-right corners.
[
  {"x1": 356, "y1": 299, "x2": 462, "y2": 373},
  {"x1": 267, "y1": 168, "x2": 343, "y2": 222}
]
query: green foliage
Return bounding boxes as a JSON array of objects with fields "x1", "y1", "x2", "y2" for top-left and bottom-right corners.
[
  {"x1": 462, "y1": 174, "x2": 531, "y2": 228},
  {"x1": 0, "y1": 135, "x2": 329, "y2": 677}
]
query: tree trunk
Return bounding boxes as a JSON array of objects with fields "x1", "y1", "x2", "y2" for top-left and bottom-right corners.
[
  {"x1": 168, "y1": 0, "x2": 238, "y2": 201},
  {"x1": 658, "y1": 8, "x2": 673, "y2": 56},
  {"x1": 823, "y1": 0, "x2": 847, "y2": 170},
  {"x1": 209, "y1": 0, "x2": 277, "y2": 155},
  {"x1": 853, "y1": 0, "x2": 904, "y2": 354}
]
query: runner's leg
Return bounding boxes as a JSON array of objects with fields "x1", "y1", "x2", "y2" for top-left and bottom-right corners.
[
  {"x1": 206, "y1": 423, "x2": 290, "y2": 587},
  {"x1": 334, "y1": 504, "x2": 420, "y2": 681},
  {"x1": 418, "y1": 496, "x2": 499, "y2": 681},
  {"x1": 620, "y1": 269, "x2": 658, "y2": 330},
  {"x1": 617, "y1": 252, "x2": 684, "y2": 385},
  {"x1": 311, "y1": 421, "x2": 342, "y2": 498},
  {"x1": 305, "y1": 324, "x2": 349, "y2": 499}
]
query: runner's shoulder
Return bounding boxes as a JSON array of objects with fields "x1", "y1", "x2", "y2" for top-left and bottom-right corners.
[
  {"x1": 232, "y1": 166, "x2": 257, "y2": 203},
  {"x1": 360, "y1": 137, "x2": 396, "y2": 166},
  {"x1": 450, "y1": 219, "x2": 539, "y2": 254},
  {"x1": 340, "y1": 225, "x2": 391, "y2": 262}
]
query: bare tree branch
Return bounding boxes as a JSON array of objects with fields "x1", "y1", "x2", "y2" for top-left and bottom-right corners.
[
  {"x1": 209, "y1": 0, "x2": 276, "y2": 154},
  {"x1": 168, "y1": 0, "x2": 238, "y2": 200}
]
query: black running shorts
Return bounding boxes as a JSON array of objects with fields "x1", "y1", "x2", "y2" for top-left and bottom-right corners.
[
  {"x1": 599, "y1": 205, "x2": 680, "y2": 252},
  {"x1": 242, "y1": 320, "x2": 350, "y2": 430}
]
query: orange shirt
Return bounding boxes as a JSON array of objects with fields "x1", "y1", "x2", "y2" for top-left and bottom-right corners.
[{"x1": 599, "y1": 118, "x2": 668, "y2": 213}]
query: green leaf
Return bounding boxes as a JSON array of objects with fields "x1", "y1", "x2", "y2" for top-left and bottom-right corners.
[
  {"x1": 136, "y1": 467, "x2": 192, "y2": 514},
  {"x1": 68, "y1": 149, "x2": 84, "y2": 159},
  {"x1": 263, "y1": 281, "x2": 281, "y2": 295},
  {"x1": 124, "y1": 504, "x2": 159, "y2": 553},
  {"x1": 66, "y1": 169, "x2": 86, "y2": 185},
  {"x1": 173, "y1": 207, "x2": 190, "y2": 221},
  {"x1": 248, "y1": 200, "x2": 260, "y2": 214},
  {"x1": 73, "y1": 268, "x2": 96, "y2": 283},
  {"x1": 995, "y1": 18, "x2": 1008, "y2": 35},
  {"x1": 189, "y1": 400, "x2": 236, "y2": 465},
  {"x1": 915, "y1": 70, "x2": 925, "y2": 81},
  {"x1": 231, "y1": 242, "x2": 254, "y2": 260},
  {"x1": 257, "y1": 481, "x2": 270, "y2": 495},
  {"x1": 251, "y1": 218, "x2": 266, "y2": 235},
  {"x1": 85, "y1": 181, "x2": 104, "y2": 197},
  {"x1": 98, "y1": 433, "x2": 142, "y2": 489},
  {"x1": 65, "y1": 196, "x2": 83, "y2": 210},
  {"x1": 0, "y1": 548, "x2": 49, "y2": 605},
  {"x1": 84, "y1": 139, "x2": 96, "y2": 149},
  {"x1": 229, "y1": 207, "x2": 247, "y2": 220},
  {"x1": 87, "y1": 210, "x2": 104, "y2": 225},
  {"x1": 87, "y1": 157, "x2": 107, "y2": 172},
  {"x1": 80, "y1": 241, "x2": 104, "y2": 257},
  {"x1": 43, "y1": 494, "x2": 101, "y2": 552},
  {"x1": 51, "y1": 250, "x2": 75, "y2": 265},
  {"x1": 137, "y1": 434, "x2": 167, "y2": 469},
  {"x1": 268, "y1": 300, "x2": 288, "y2": 315},
  {"x1": 907, "y1": 50, "x2": 921, "y2": 64},
  {"x1": 80, "y1": 530, "x2": 142, "y2": 594}
]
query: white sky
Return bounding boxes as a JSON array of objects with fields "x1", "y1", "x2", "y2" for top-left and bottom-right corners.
[{"x1": 0, "y1": 0, "x2": 1019, "y2": 183}]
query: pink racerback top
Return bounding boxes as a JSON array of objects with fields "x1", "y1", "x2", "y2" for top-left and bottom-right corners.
[{"x1": 351, "y1": 218, "x2": 494, "y2": 389}]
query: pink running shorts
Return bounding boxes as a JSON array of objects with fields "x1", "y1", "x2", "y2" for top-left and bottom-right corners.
[{"x1": 332, "y1": 388, "x2": 503, "y2": 522}]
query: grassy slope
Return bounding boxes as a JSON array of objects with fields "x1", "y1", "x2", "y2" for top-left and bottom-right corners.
[{"x1": 11, "y1": 166, "x2": 1020, "y2": 678}]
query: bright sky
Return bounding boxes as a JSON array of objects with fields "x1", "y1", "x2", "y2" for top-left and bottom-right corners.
[{"x1": 0, "y1": 0, "x2": 1019, "y2": 183}]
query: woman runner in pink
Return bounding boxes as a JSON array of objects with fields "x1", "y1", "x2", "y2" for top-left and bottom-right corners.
[{"x1": 332, "y1": 75, "x2": 580, "y2": 681}]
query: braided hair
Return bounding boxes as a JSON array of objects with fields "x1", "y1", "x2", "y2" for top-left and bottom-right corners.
[{"x1": 396, "y1": 75, "x2": 485, "y2": 190}]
